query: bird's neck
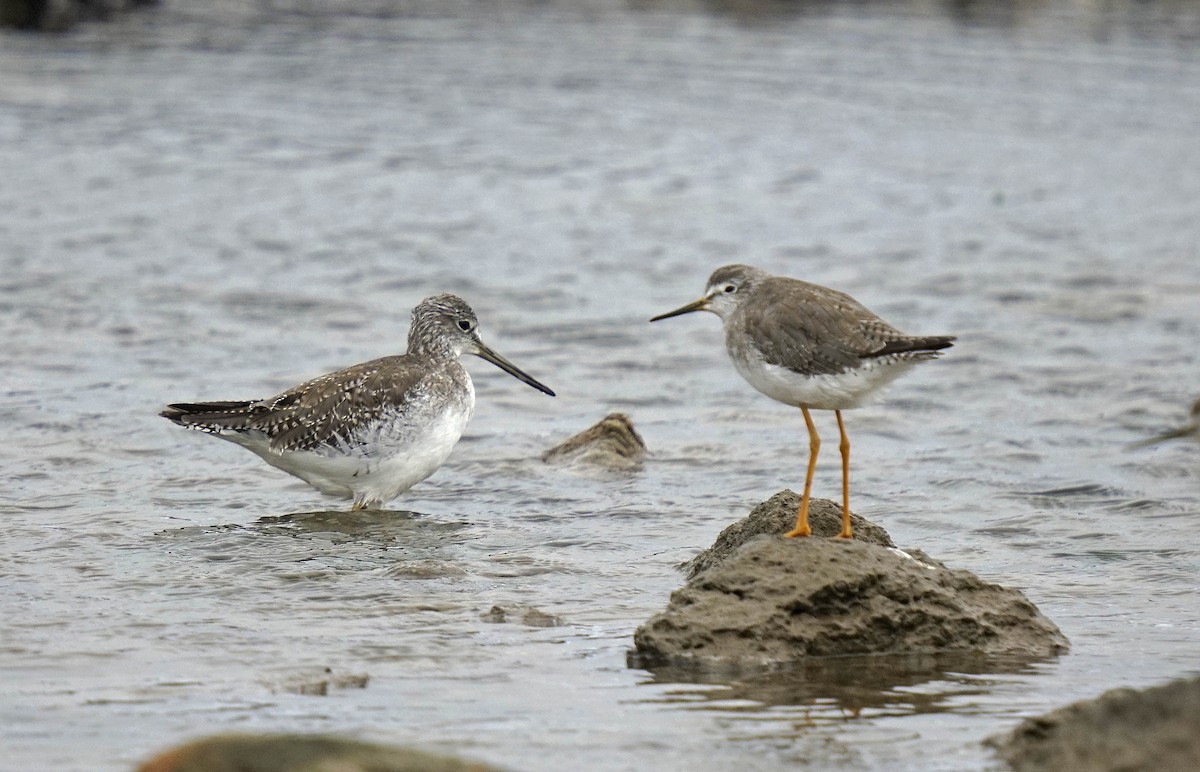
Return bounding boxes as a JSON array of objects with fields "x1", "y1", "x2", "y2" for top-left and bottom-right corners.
[{"x1": 406, "y1": 329, "x2": 460, "y2": 362}]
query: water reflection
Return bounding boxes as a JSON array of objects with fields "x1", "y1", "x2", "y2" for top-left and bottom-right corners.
[
  {"x1": 255, "y1": 508, "x2": 446, "y2": 539},
  {"x1": 261, "y1": 510, "x2": 471, "y2": 561},
  {"x1": 152, "y1": 509, "x2": 470, "y2": 569},
  {"x1": 638, "y1": 652, "x2": 1053, "y2": 723}
]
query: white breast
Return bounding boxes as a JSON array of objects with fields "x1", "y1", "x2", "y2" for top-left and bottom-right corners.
[
  {"x1": 730, "y1": 351, "x2": 918, "y2": 411},
  {"x1": 241, "y1": 375, "x2": 476, "y2": 507}
]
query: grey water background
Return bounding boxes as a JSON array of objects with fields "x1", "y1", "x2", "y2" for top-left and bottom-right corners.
[{"x1": 2, "y1": 1, "x2": 1199, "y2": 769}]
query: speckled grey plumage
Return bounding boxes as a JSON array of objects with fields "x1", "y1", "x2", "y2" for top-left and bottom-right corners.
[
  {"x1": 164, "y1": 350, "x2": 469, "y2": 455},
  {"x1": 161, "y1": 294, "x2": 554, "y2": 510}
]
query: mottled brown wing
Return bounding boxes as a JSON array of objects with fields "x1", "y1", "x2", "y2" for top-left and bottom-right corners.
[
  {"x1": 249, "y1": 355, "x2": 427, "y2": 453},
  {"x1": 160, "y1": 356, "x2": 429, "y2": 451},
  {"x1": 737, "y1": 278, "x2": 913, "y2": 376}
]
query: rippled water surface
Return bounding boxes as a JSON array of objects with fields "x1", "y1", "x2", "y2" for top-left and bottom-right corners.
[{"x1": 3, "y1": 1, "x2": 1200, "y2": 770}]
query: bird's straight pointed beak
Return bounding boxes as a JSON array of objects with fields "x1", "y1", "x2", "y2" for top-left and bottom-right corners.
[
  {"x1": 650, "y1": 296, "x2": 710, "y2": 322},
  {"x1": 474, "y1": 341, "x2": 556, "y2": 397}
]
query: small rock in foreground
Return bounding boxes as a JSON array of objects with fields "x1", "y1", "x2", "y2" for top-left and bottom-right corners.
[
  {"x1": 986, "y1": 673, "x2": 1200, "y2": 771},
  {"x1": 136, "y1": 733, "x2": 506, "y2": 772},
  {"x1": 541, "y1": 412, "x2": 646, "y2": 472},
  {"x1": 631, "y1": 491, "x2": 1069, "y2": 672}
]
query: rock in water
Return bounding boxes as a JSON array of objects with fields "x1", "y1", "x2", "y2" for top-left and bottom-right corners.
[
  {"x1": 986, "y1": 674, "x2": 1200, "y2": 771},
  {"x1": 631, "y1": 491, "x2": 1069, "y2": 672},
  {"x1": 681, "y1": 489, "x2": 894, "y2": 578},
  {"x1": 137, "y1": 733, "x2": 505, "y2": 772},
  {"x1": 541, "y1": 412, "x2": 646, "y2": 472}
]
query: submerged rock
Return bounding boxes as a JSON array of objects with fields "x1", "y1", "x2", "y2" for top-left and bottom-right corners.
[
  {"x1": 481, "y1": 603, "x2": 563, "y2": 628},
  {"x1": 631, "y1": 491, "x2": 1069, "y2": 672},
  {"x1": 986, "y1": 673, "x2": 1200, "y2": 771},
  {"x1": 541, "y1": 412, "x2": 646, "y2": 472},
  {"x1": 271, "y1": 666, "x2": 369, "y2": 696},
  {"x1": 136, "y1": 733, "x2": 506, "y2": 772}
]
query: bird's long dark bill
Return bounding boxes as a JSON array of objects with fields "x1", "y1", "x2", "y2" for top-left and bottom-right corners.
[
  {"x1": 649, "y1": 297, "x2": 708, "y2": 322},
  {"x1": 475, "y1": 343, "x2": 556, "y2": 397}
]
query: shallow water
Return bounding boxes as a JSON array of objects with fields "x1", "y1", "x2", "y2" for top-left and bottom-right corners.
[{"x1": 2, "y1": 1, "x2": 1199, "y2": 769}]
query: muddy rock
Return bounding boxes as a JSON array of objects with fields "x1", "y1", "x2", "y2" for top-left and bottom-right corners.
[
  {"x1": 986, "y1": 673, "x2": 1200, "y2": 771},
  {"x1": 541, "y1": 412, "x2": 646, "y2": 472},
  {"x1": 137, "y1": 733, "x2": 507, "y2": 772},
  {"x1": 681, "y1": 489, "x2": 895, "y2": 578},
  {"x1": 631, "y1": 491, "x2": 1069, "y2": 671}
]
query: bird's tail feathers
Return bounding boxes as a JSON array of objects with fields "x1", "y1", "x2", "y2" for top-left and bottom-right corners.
[
  {"x1": 866, "y1": 335, "x2": 956, "y2": 359},
  {"x1": 159, "y1": 400, "x2": 262, "y2": 434}
]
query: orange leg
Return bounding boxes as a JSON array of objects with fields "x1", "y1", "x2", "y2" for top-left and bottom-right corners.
[
  {"x1": 784, "y1": 406, "x2": 819, "y2": 538},
  {"x1": 835, "y1": 410, "x2": 853, "y2": 539}
]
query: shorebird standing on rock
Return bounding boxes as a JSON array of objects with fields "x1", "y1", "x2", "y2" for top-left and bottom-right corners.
[
  {"x1": 161, "y1": 294, "x2": 555, "y2": 511},
  {"x1": 651, "y1": 264, "x2": 954, "y2": 540}
]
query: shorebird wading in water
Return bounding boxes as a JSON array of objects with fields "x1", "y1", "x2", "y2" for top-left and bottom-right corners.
[
  {"x1": 651, "y1": 264, "x2": 954, "y2": 540},
  {"x1": 161, "y1": 294, "x2": 555, "y2": 511}
]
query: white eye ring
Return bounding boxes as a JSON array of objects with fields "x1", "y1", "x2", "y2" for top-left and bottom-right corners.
[
  {"x1": 457, "y1": 320, "x2": 473, "y2": 331},
  {"x1": 723, "y1": 284, "x2": 737, "y2": 294}
]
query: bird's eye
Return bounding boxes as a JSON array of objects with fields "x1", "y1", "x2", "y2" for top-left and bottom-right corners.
[
  {"x1": 457, "y1": 320, "x2": 473, "y2": 332},
  {"x1": 724, "y1": 284, "x2": 737, "y2": 294}
]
